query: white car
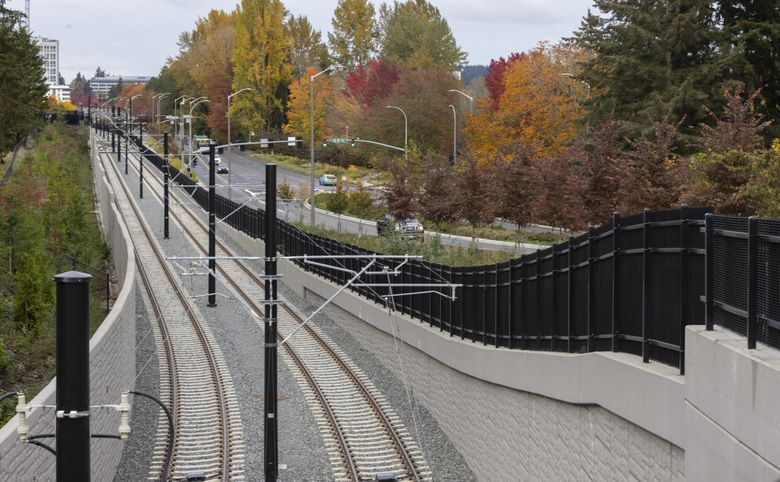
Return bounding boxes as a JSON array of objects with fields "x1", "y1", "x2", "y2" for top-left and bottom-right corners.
[{"x1": 214, "y1": 156, "x2": 222, "y2": 165}]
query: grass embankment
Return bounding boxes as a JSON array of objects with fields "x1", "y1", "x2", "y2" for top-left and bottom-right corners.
[
  {"x1": 424, "y1": 221, "x2": 570, "y2": 245},
  {"x1": 293, "y1": 222, "x2": 522, "y2": 267},
  {"x1": 0, "y1": 124, "x2": 110, "y2": 425},
  {"x1": 251, "y1": 151, "x2": 389, "y2": 189},
  {"x1": 145, "y1": 137, "x2": 199, "y2": 182}
]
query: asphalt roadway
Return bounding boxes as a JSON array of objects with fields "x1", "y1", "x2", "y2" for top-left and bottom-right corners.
[{"x1": 175, "y1": 141, "x2": 544, "y2": 253}]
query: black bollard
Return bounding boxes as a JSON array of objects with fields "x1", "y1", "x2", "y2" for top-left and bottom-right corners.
[{"x1": 54, "y1": 271, "x2": 92, "y2": 482}]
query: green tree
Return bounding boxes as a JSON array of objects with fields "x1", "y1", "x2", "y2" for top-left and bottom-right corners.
[
  {"x1": 379, "y1": 0, "x2": 467, "y2": 71},
  {"x1": 287, "y1": 15, "x2": 329, "y2": 77},
  {"x1": 718, "y1": 2, "x2": 780, "y2": 140},
  {"x1": 232, "y1": 0, "x2": 292, "y2": 132},
  {"x1": 574, "y1": 0, "x2": 720, "y2": 145},
  {"x1": 0, "y1": 0, "x2": 46, "y2": 159},
  {"x1": 107, "y1": 77, "x2": 124, "y2": 99},
  {"x1": 328, "y1": 0, "x2": 378, "y2": 70}
]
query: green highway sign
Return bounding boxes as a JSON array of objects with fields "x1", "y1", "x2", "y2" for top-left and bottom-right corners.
[{"x1": 327, "y1": 137, "x2": 351, "y2": 143}]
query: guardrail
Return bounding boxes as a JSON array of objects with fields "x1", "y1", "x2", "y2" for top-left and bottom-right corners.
[{"x1": 112, "y1": 127, "x2": 777, "y2": 374}]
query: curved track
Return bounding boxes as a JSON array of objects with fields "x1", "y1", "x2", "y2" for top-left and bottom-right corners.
[
  {"x1": 94, "y1": 131, "x2": 244, "y2": 481},
  {"x1": 114, "y1": 134, "x2": 430, "y2": 481}
]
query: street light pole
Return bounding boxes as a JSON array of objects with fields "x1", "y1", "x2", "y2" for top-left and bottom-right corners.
[
  {"x1": 310, "y1": 65, "x2": 336, "y2": 226},
  {"x1": 188, "y1": 98, "x2": 209, "y2": 175},
  {"x1": 385, "y1": 105, "x2": 408, "y2": 163},
  {"x1": 447, "y1": 89, "x2": 474, "y2": 113},
  {"x1": 449, "y1": 104, "x2": 457, "y2": 164},
  {"x1": 156, "y1": 93, "x2": 170, "y2": 125},
  {"x1": 227, "y1": 87, "x2": 253, "y2": 201}
]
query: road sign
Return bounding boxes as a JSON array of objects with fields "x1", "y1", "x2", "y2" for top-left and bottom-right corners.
[
  {"x1": 327, "y1": 137, "x2": 351, "y2": 143},
  {"x1": 287, "y1": 136, "x2": 297, "y2": 147},
  {"x1": 260, "y1": 138, "x2": 269, "y2": 148}
]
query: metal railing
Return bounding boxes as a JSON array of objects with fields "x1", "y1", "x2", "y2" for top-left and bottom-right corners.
[{"x1": 115, "y1": 128, "x2": 778, "y2": 374}]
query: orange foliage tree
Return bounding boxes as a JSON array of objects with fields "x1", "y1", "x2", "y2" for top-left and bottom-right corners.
[
  {"x1": 466, "y1": 43, "x2": 588, "y2": 163},
  {"x1": 284, "y1": 66, "x2": 336, "y2": 141}
]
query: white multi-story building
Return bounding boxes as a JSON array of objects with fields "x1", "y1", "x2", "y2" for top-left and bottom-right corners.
[
  {"x1": 88, "y1": 76, "x2": 153, "y2": 98},
  {"x1": 35, "y1": 36, "x2": 59, "y2": 86},
  {"x1": 48, "y1": 85, "x2": 70, "y2": 102}
]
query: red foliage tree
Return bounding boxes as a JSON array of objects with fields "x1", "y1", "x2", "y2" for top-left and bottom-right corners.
[
  {"x1": 484, "y1": 52, "x2": 523, "y2": 111},
  {"x1": 344, "y1": 58, "x2": 399, "y2": 107}
]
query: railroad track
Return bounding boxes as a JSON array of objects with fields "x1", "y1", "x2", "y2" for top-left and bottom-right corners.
[
  {"x1": 107, "y1": 134, "x2": 431, "y2": 481},
  {"x1": 93, "y1": 131, "x2": 244, "y2": 481}
]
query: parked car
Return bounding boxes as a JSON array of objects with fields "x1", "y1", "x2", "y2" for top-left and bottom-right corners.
[
  {"x1": 217, "y1": 166, "x2": 229, "y2": 174},
  {"x1": 319, "y1": 174, "x2": 337, "y2": 186},
  {"x1": 376, "y1": 215, "x2": 425, "y2": 239}
]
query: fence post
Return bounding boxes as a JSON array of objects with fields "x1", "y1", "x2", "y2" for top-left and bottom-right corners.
[
  {"x1": 679, "y1": 205, "x2": 688, "y2": 374},
  {"x1": 642, "y1": 208, "x2": 650, "y2": 363},
  {"x1": 747, "y1": 216, "x2": 758, "y2": 349},
  {"x1": 612, "y1": 212, "x2": 620, "y2": 352},
  {"x1": 495, "y1": 262, "x2": 500, "y2": 348},
  {"x1": 587, "y1": 226, "x2": 595, "y2": 352},
  {"x1": 105, "y1": 271, "x2": 110, "y2": 313},
  {"x1": 54, "y1": 271, "x2": 92, "y2": 482},
  {"x1": 566, "y1": 236, "x2": 573, "y2": 353},
  {"x1": 508, "y1": 261, "x2": 514, "y2": 349},
  {"x1": 705, "y1": 213, "x2": 714, "y2": 330}
]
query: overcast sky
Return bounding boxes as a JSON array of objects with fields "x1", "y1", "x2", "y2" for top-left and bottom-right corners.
[{"x1": 9, "y1": 0, "x2": 595, "y2": 83}]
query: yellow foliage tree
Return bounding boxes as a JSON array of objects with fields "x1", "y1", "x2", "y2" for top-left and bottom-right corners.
[
  {"x1": 232, "y1": 0, "x2": 292, "y2": 133},
  {"x1": 284, "y1": 67, "x2": 335, "y2": 142},
  {"x1": 466, "y1": 43, "x2": 588, "y2": 163}
]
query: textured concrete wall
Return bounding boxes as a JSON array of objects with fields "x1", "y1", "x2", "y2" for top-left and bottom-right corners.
[
  {"x1": 684, "y1": 326, "x2": 780, "y2": 481},
  {"x1": 0, "y1": 137, "x2": 136, "y2": 481}
]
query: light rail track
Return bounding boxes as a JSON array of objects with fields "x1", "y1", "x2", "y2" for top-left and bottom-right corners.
[
  {"x1": 110, "y1": 134, "x2": 430, "y2": 481},
  {"x1": 93, "y1": 131, "x2": 244, "y2": 481}
]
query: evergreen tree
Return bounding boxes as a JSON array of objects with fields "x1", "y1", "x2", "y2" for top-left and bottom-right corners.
[
  {"x1": 0, "y1": 0, "x2": 46, "y2": 159},
  {"x1": 379, "y1": 0, "x2": 466, "y2": 71},
  {"x1": 574, "y1": 0, "x2": 720, "y2": 146},
  {"x1": 328, "y1": 0, "x2": 378, "y2": 70},
  {"x1": 718, "y1": 1, "x2": 780, "y2": 140},
  {"x1": 108, "y1": 77, "x2": 124, "y2": 99}
]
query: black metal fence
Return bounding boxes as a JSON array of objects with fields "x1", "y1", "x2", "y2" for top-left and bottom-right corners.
[{"x1": 111, "y1": 129, "x2": 777, "y2": 373}]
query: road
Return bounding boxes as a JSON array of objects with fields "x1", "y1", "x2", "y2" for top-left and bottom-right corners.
[{"x1": 167, "y1": 139, "x2": 543, "y2": 253}]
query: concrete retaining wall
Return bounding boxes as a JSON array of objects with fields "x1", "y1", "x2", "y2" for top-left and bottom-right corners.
[
  {"x1": 684, "y1": 325, "x2": 780, "y2": 481},
  {"x1": 0, "y1": 138, "x2": 136, "y2": 481},
  {"x1": 222, "y1": 219, "x2": 780, "y2": 481}
]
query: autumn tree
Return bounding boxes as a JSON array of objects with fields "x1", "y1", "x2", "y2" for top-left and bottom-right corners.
[
  {"x1": 328, "y1": 0, "x2": 378, "y2": 70},
  {"x1": 379, "y1": 0, "x2": 466, "y2": 70},
  {"x1": 232, "y1": 0, "x2": 292, "y2": 132},
  {"x1": 118, "y1": 84, "x2": 154, "y2": 121},
  {"x1": 343, "y1": 58, "x2": 399, "y2": 108},
  {"x1": 287, "y1": 15, "x2": 329, "y2": 77},
  {"x1": 483, "y1": 147, "x2": 538, "y2": 228},
  {"x1": 698, "y1": 87, "x2": 770, "y2": 153},
  {"x1": 467, "y1": 44, "x2": 587, "y2": 163},
  {"x1": 617, "y1": 117, "x2": 685, "y2": 213},
  {"x1": 449, "y1": 155, "x2": 491, "y2": 230},
  {"x1": 284, "y1": 66, "x2": 336, "y2": 141},
  {"x1": 484, "y1": 53, "x2": 523, "y2": 111}
]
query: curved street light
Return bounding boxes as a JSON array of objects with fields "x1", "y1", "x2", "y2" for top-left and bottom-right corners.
[
  {"x1": 156, "y1": 93, "x2": 170, "y2": 124},
  {"x1": 385, "y1": 105, "x2": 408, "y2": 163},
  {"x1": 188, "y1": 98, "x2": 209, "y2": 172},
  {"x1": 310, "y1": 65, "x2": 337, "y2": 226},
  {"x1": 226, "y1": 87, "x2": 254, "y2": 201},
  {"x1": 447, "y1": 89, "x2": 474, "y2": 113},
  {"x1": 449, "y1": 104, "x2": 457, "y2": 164}
]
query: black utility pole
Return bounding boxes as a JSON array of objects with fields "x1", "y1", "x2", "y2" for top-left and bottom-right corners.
[
  {"x1": 164, "y1": 133, "x2": 170, "y2": 239},
  {"x1": 125, "y1": 108, "x2": 129, "y2": 175},
  {"x1": 263, "y1": 163, "x2": 278, "y2": 481},
  {"x1": 208, "y1": 141, "x2": 217, "y2": 307},
  {"x1": 111, "y1": 127, "x2": 115, "y2": 153},
  {"x1": 54, "y1": 271, "x2": 92, "y2": 482},
  {"x1": 139, "y1": 123, "x2": 144, "y2": 199}
]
